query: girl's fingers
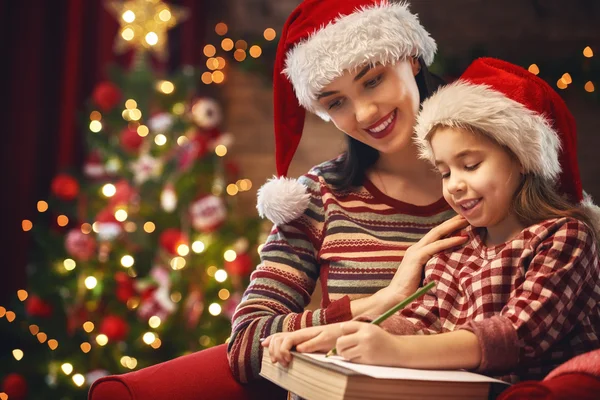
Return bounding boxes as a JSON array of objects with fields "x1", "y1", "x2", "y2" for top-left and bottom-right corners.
[{"x1": 420, "y1": 215, "x2": 468, "y2": 244}]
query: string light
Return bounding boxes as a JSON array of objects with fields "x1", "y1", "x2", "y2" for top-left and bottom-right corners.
[
  {"x1": 80, "y1": 342, "x2": 92, "y2": 353},
  {"x1": 201, "y1": 72, "x2": 213, "y2": 85},
  {"x1": 214, "y1": 269, "x2": 228, "y2": 283},
  {"x1": 5, "y1": 311, "x2": 16, "y2": 322},
  {"x1": 177, "y1": 244, "x2": 190, "y2": 256},
  {"x1": 206, "y1": 266, "x2": 218, "y2": 277},
  {"x1": 208, "y1": 303, "x2": 222, "y2": 316},
  {"x1": 221, "y1": 38, "x2": 234, "y2": 51},
  {"x1": 37, "y1": 332, "x2": 48, "y2": 343},
  {"x1": 170, "y1": 292, "x2": 182, "y2": 303},
  {"x1": 264, "y1": 28, "x2": 276, "y2": 41},
  {"x1": 0, "y1": 307, "x2": 5, "y2": 318},
  {"x1": 585, "y1": 81, "x2": 595, "y2": 92},
  {"x1": 22, "y1": 219, "x2": 33, "y2": 231},
  {"x1": 115, "y1": 209, "x2": 128, "y2": 222},
  {"x1": 90, "y1": 120, "x2": 102, "y2": 132},
  {"x1": 124, "y1": 222, "x2": 137, "y2": 233},
  {"x1": 144, "y1": 221, "x2": 156, "y2": 233},
  {"x1": 29, "y1": 324, "x2": 39, "y2": 335},
  {"x1": 556, "y1": 78, "x2": 568, "y2": 90},
  {"x1": 212, "y1": 71, "x2": 225, "y2": 84},
  {"x1": 57, "y1": 215, "x2": 69, "y2": 227},
  {"x1": 83, "y1": 321, "x2": 95, "y2": 332},
  {"x1": 561, "y1": 73, "x2": 572, "y2": 84},
  {"x1": 170, "y1": 256, "x2": 186, "y2": 270},
  {"x1": 218, "y1": 288, "x2": 230, "y2": 300},
  {"x1": 172, "y1": 102, "x2": 185, "y2": 115},
  {"x1": 61, "y1": 363, "x2": 74, "y2": 375},
  {"x1": 125, "y1": 99, "x2": 137, "y2": 109},
  {"x1": 583, "y1": 46, "x2": 594, "y2": 58},
  {"x1": 199, "y1": 335, "x2": 212, "y2": 347},
  {"x1": 215, "y1": 22, "x2": 228, "y2": 35},
  {"x1": 0, "y1": 392, "x2": 7, "y2": 400},
  {"x1": 121, "y1": 255, "x2": 135, "y2": 268},
  {"x1": 137, "y1": 125, "x2": 149, "y2": 137},
  {"x1": 96, "y1": 334, "x2": 109, "y2": 346},
  {"x1": 226, "y1": 184, "x2": 239, "y2": 196},
  {"x1": 215, "y1": 145, "x2": 227, "y2": 157},
  {"x1": 48, "y1": 339, "x2": 59, "y2": 350},
  {"x1": 157, "y1": 80, "x2": 175, "y2": 94},
  {"x1": 85, "y1": 276, "x2": 98, "y2": 290},
  {"x1": 64, "y1": 259, "x2": 76, "y2": 271},
  {"x1": 37, "y1": 200, "x2": 49, "y2": 212},
  {"x1": 235, "y1": 40, "x2": 247, "y2": 50},
  {"x1": 151, "y1": 338, "x2": 162, "y2": 349},
  {"x1": 102, "y1": 183, "x2": 117, "y2": 197},
  {"x1": 249, "y1": 45, "x2": 262, "y2": 58},
  {"x1": 143, "y1": 332, "x2": 157, "y2": 344},
  {"x1": 12, "y1": 349, "x2": 24, "y2": 361},
  {"x1": 234, "y1": 49, "x2": 247, "y2": 62},
  {"x1": 17, "y1": 289, "x2": 28, "y2": 301},
  {"x1": 204, "y1": 44, "x2": 216, "y2": 57},
  {"x1": 192, "y1": 240, "x2": 205, "y2": 253},
  {"x1": 149, "y1": 316, "x2": 161, "y2": 328},
  {"x1": 72, "y1": 374, "x2": 85, "y2": 387},
  {"x1": 527, "y1": 64, "x2": 540, "y2": 75},
  {"x1": 207, "y1": 57, "x2": 219, "y2": 70},
  {"x1": 224, "y1": 250, "x2": 237, "y2": 262},
  {"x1": 155, "y1": 134, "x2": 167, "y2": 146},
  {"x1": 216, "y1": 57, "x2": 226, "y2": 69},
  {"x1": 81, "y1": 223, "x2": 93, "y2": 234}
]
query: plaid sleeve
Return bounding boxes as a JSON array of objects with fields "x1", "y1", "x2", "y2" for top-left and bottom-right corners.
[
  {"x1": 462, "y1": 219, "x2": 600, "y2": 374},
  {"x1": 227, "y1": 173, "x2": 352, "y2": 383}
]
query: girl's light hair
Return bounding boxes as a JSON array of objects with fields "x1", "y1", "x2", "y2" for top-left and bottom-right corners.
[{"x1": 512, "y1": 174, "x2": 595, "y2": 241}]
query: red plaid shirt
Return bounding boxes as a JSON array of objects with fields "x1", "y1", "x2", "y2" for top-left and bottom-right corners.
[{"x1": 382, "y1": 217, "x2": 600, "y2": 382}]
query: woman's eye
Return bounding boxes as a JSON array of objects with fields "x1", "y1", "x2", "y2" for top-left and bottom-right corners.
[
  {"x1": 438, "y1": 171, "x2": 450, "y2": 179},
  {"x1": 365, "y1": 74, "x2": 383, "y2": 88},
  {"x1": 464, "y1": 162, "x2": 481, "y2": 171}
]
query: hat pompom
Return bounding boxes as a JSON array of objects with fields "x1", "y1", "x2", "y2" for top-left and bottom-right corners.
[
  {"x1": 257, "y1": 176, "x2": 311, "y2": 225},
  {"x1": 581, "y1": 192, "x2": 600, "y2": 239}
]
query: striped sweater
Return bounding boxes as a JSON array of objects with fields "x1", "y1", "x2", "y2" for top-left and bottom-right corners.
[{"x1": 227, "y1": 159, "x2": 454, "y2": 382}]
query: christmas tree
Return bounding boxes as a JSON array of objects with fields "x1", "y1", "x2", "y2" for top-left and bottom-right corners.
[{"x1": 0, "y1": 2, "x2": 264, "y2": 399}]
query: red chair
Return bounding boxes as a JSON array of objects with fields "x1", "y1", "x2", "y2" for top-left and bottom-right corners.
[
  {"x1": 88, "y1": 344, "x2": 287, "y2": 400},
  {"x1": 497, "y1": 349, "x2": 600, "y2": 400}
]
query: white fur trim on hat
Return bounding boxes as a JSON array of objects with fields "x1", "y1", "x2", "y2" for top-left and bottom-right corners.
[
  {"x1": 581, "y1": 191, "x2": 600, "y2": 239},
  {"x1": 256, "y1": 176, "x2": 311, "y2": 225},
  {"x1": 414, "y1": 81, "x2": 562, "y2": 182},
  {"x1": 284, "y1": 1, "x2": 436, "y2": 121}
]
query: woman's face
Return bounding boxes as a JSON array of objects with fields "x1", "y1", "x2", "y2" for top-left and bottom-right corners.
[{"x1": 316, "y1": 59, "x2": 421, "y2": 155}]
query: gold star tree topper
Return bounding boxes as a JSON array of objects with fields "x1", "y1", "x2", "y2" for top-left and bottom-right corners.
[{"x1": 106, "y1": 0, "x2": 188, "y2": 60}]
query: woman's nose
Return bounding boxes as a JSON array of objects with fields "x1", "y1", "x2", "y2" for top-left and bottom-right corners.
[{"x1": 355, "y1": 100, "x2": 378, "y2": 126}]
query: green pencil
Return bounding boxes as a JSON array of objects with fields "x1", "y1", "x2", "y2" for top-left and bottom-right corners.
[{"x1": 326, "y1": 281, "x2": 436, "y2": 357}]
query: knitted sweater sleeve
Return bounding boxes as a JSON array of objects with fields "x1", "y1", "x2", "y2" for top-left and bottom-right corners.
[{"x1": 227, "y1": 172, "x2": 353, "y2": 383}]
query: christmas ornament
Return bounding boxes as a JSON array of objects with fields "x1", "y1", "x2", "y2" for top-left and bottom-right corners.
[
  {"x1": 120, "y1": 126, "x2": 144, "y2": 152},
  {"x1": 51, "y1": 173, "x2": 80, "y2": 201},
  {"x1": 129, "y1": 153, "x2": 163, "y2": 185},
  {"x1": 224, "y1": 252, "x2": 253, "y2": 277},
  {"x1": 208, "y1": 131, "x2": 234, "y2": 151},
  {"x1": 1, "y1": 373, "x2": 27, "y2": 400},
  {"x1": 115, "y1": 272, "x2": 136, "y2": 303},
  {"x1": 183, "y1": 288, "x2": 204, "y2": 329},
  {"x1": 190, "y1": 98, "x2": 222, "y2": 129},
  {"x1": 92, "y1": 81, "x2": 121, "y2": 111},
  {"x1": 25, "y1": 295, "x2": 53, "y2": 318},
  {"x1": 160, "y1": 183, "x2": 178, "y2": 212},
  {"x1": 65, "y1": 228, "x2": 97, "y2": 261},
  {"x1": 99, "y1": 315, "x2": 130, "y2": 341},
  {"x1": 189, "y1": 195, "x2": 227, "y2": 233},
  {"x1": 84, "y1": 152, "x2": 107, "y2": 179},
  {"x1": 178, "y1": 131, "x2": 209, "y2": 170},
  {"x1": 159, "y1": 228, "x2": 187, "y2": 254},
  {"x1": 95, "y1": 208, "x2": 122, "y2": 241},
  {"x1": 105, "y1": 0, "x2": 188, "y2": 61},
  {"x1": 148, "y1": 112, "x2": 174, "y2": 133},
  {"x1": 109, "y1": 180, "x2": 137, "y2": 207},
  {"x1": 137, "y1": 267, "x2": 176, "y2": 321}
]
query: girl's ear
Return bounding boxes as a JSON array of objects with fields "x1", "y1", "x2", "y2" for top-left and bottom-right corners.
[{"x1": 410, "y1": 57, "x2": 421, "y2": 76}]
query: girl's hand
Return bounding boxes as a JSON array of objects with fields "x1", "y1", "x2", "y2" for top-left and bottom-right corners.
[
  {"x1": 335, "y1": 321, "x2": 409, "y2": 366},
  {"x1": 262, "y1": 324, "x2": 343, "y2": 367},
  {"x1": 381, "y1": 215, "x2": 468, "y2": 306}
]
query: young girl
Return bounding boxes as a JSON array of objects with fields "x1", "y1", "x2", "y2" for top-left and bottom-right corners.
[{"x1": 265, "y1": 58, "x2": 600, "y2": 383}]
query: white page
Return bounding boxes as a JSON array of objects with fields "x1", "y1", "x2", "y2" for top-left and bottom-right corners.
[{"x1": 301, "y1": 353, "x2": 508, "y2": 384}]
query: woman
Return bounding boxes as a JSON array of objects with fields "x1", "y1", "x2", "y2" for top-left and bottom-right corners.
[{"x1": 228, "y1": 0, "x2": 468, "y2": 381}]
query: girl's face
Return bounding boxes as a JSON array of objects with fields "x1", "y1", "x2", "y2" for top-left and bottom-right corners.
[
  {"x1": 430, "y1": 127, "x2": 525, "y2": 243},
  {"x1": 316, "y1": 59, "x2": 421, "y2": 155}
]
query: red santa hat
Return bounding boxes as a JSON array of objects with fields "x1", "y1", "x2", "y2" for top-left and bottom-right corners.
[
  {"x1": 258, "y1": 0, "x2": 436, "y2": 225},
  {"x1": 414, "y1": 57, "x2": 600, "y2": 234}
]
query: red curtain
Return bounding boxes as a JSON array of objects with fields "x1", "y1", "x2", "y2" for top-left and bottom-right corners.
[{"x1": 0, "y1": 0, "x2": 207, "y2": 303}]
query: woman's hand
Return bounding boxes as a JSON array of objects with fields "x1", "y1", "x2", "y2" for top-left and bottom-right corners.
[
  {"x1": 261, "y1": 324, "x2": 345, "y2": 367},
  {"x1": 335, "y1": 321, "x2": 409, "y2": 366},
  {"x1": 378, "y1": 215, "x2": 469, "y2": 308}
]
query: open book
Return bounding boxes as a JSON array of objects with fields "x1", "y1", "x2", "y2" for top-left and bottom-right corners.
[{"x1": 261, "y1": 349, "x2": 510, "y2": 400}]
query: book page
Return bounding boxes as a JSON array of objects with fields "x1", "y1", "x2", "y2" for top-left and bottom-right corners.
[{"x1": 301, "y1": 353, "x2": 508, "y2": 384}]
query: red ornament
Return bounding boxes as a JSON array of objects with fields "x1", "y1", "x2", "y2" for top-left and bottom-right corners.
[
  {"x1": 190, "y1": 97, "x2": 222, "y2": 129},
  {"x1": 178, "y1": 133, "x2": 209, "y2": 170},
  {"x1": 65, "y1": 228, "x2": 97, "y2": 261},
  {"x1": 51, "y1": 174, "x2": 80, "y2": 201},
  {"x1": 109, "y1": 180, "x2": 137, "y2": 206},
  {"x1": 114, "y1": 272, "x2": 136, "y2": 303},
  {"x1": 189, "y1": 195, "x2": 227, "y2": 233},
  {"x1": 159, "y1": 228, "x2": 187, "y2": 255},
  {"x1": 224, "y1": 252, "x2": 254, "y2": 277},
  {"x1": 120, "y1": 127, "x2": 144, "y2": 152},
  {"x1": 99, "y1": 315, "x2": 129, "y2": 341},
  {"x1": 84, "y1": 151, "x2": 107, "y2": 179},
  {"x1": 2, "y1": 373, "x2": 27, "y2": 400},
  {"x1": 92, "y1": 81, "x2": 122, "y2": 111},
  {"x1": 25, "y1": 295, "x2": 53, "y2": 318}
]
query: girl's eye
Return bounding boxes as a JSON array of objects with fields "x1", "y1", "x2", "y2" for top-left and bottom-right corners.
[
  {"x1": 365, "y1": 74, "x2": 383, "y2": 88},
  {"x1": 327, "y1": 98, "x2": 344, "y2": 110},
  {"x1": 464, "y1": 162, "x2": 481, "y2": 171}
]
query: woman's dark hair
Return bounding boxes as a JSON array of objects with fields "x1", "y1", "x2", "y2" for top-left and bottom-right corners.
[{"x1": 330, "y1": 57, "x2": 445, "y2": 189}]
